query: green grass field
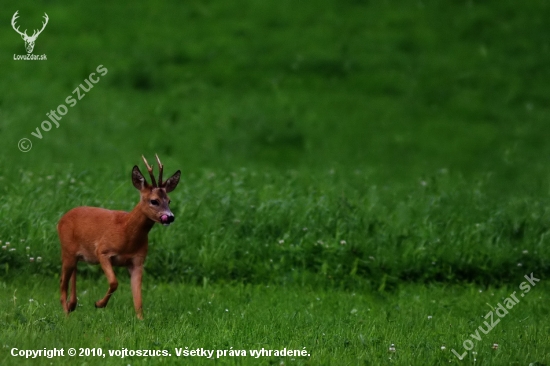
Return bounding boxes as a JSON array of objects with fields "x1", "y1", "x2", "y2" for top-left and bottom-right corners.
[{"x1": 1, "y1": 0, "x2": 550, "y2": 364}]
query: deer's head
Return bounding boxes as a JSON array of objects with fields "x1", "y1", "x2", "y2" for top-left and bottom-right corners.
[
  {"x1": 11, "y1": 11, "x2": 49, "y2": 54},
  {"x1": 132, "y1": 155, "x2": 181, "y2": 226}
]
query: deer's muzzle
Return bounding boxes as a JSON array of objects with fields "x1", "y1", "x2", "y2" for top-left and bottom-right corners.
[{"x1": 160, "y1": 214, "x2": 175, "y2": 225}]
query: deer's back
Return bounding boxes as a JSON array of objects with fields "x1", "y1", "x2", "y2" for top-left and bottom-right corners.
[{"x1": 58, "y1": 207, "x2": 129, "y2": 259}]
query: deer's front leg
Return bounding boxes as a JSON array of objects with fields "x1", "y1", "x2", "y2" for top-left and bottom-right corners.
[
  {"x1": 128, "y1": 258, "x2": 144, "y2": 319},
  {"x1": 95, "y1": 255, "x2": 118, "y2": 308}
]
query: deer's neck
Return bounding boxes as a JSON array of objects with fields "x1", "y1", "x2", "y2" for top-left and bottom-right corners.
[{"x1": 125, "y1": 204, "x2": 155, "y2": 243}]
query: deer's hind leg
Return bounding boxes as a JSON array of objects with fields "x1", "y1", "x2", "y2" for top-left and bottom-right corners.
[
  {"x1": 60, "y1": 257, "x2": 77, "y2": 314},
  {"x1": 67, "y1": 268, "x2": 78, "y2": 312}
]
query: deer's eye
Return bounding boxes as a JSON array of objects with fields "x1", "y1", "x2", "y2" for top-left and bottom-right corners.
[
  {"x1": 150, "y1": 199, "x2": 160, "y2": 206},
  {"x1": 168, "y1": 200, "x2": 171, "y2": 205}
]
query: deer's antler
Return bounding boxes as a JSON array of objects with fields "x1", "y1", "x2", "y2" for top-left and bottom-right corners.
[
  {"x1": 30, "y1": 13, "x2": 48, "y2": 39},
  {"x1": 11, "y1": 11, "x2": 28, "y2": 38},
  {"x1": 155, "y1": 154, "x2": 164, "y2": 187},
  {"x1": 141, "y1": 155, "x2": 158, "y2": 187}
]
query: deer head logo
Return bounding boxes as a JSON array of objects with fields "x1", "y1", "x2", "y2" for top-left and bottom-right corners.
[{"x1": 11, "y1": 11, "x2": 49, "y2": 54}]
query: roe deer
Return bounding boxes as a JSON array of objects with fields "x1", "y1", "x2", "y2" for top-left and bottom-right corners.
[{"x1": 57, "y1": 155, "x2": 180, "y2": 319}]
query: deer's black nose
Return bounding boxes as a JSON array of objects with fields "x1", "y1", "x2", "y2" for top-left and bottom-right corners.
[{"x1": 160, "y1": 214, "x2": 175, "y2": 225}]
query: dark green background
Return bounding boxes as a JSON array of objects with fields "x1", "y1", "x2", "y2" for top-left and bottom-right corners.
[{"x1": 3, "y1": 1, "x2": 549, "y2": 184}]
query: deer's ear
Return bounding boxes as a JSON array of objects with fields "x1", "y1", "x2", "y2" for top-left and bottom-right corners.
[
  {"x1": 164, "y1": 170, "x2": 181, "y2": 193},
  {"x1": 132, "y1": 166, "x2": 148, "y2": 190}
]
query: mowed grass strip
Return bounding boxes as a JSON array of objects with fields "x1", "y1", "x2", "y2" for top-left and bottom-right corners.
[{"x1": 1, "y1": 278, "x2": 549, "y2": 365}]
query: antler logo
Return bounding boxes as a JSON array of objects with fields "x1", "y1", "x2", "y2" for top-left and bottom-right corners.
[{"x1": 11, "y1": 10, "x2": 49, "y2": 54}]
